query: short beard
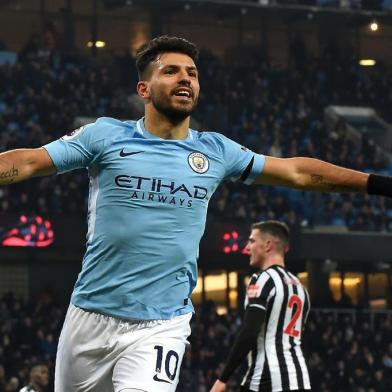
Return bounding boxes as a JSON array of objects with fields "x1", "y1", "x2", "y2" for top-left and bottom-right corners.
[{"x1": 151, "y1": 90, "x2": 198, "y2": 123}]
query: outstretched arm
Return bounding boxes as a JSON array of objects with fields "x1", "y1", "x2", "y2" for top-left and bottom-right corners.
[
  {"x1": 254, "y1": 156, "x2": 389, "y2": 195},
  {"x1": 210, "y1": 306, "x2": 266, "y2": 392},
  {"x1": 0, "y1": 148, "x2": 56, "y2": 186},
  {"x1": 256, "y1": 156, "x2": 368, "y2": 191}
]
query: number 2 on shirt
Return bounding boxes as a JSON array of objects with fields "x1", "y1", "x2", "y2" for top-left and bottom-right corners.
[{"x1": 283, "y1": 294, "x2": 303, "y2": 338}]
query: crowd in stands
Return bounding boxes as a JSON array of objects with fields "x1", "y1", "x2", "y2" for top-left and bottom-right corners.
[
  {"x1": 0, "y1": 291, "x2": 61, "y2": 392},
  {"x1": 200, "y1": 47, "x2": 392, "y2": 230},
  {"x1": 0, "y1": 291, "x2": 391, "y2": 392},
  {"x1": 1, "y1": 31, "x2": 392, "y2": 230}
]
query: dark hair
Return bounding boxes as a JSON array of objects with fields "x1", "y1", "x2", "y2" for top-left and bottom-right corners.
[
  {"x1": 135, "y1": 36, "x2": 199, "y2": 80},
  {"x1": 29, "y1": 362, "x2": 48, "y2": 376},
  {"x1": 251, "y1": 220, "x2": 290, "y2": 252}
]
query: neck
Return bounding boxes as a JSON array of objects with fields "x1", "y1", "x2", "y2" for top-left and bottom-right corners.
[
  {"x1": 31, "y1": 383, "x2": 42, "y2": 392},
  {"x1": 261, "y1": 254, "x2": 285, "y2": 271},
  {"x1": 144, "y1": 105, "x2": 190, "y2": 140}
]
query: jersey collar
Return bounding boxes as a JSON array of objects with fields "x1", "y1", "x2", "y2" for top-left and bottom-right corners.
[{"x1": 136, "y1": 118, "x2": 194, "y2": 141}]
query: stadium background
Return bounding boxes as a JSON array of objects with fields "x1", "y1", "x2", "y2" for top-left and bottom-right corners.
[{"x1": 0, "y1": 0, "x2": 391, "y2": 391}]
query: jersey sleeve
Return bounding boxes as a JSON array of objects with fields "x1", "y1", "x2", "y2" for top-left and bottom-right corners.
[
  {"x1": 42, "y1": 117, "x2": 110, "y2": 174},
  {"x1": 216, "y1": 133, "x2": 265, "y2": 184},
  {"x1": 246, "y1": 271, "x2": 275, "y2": 310}
]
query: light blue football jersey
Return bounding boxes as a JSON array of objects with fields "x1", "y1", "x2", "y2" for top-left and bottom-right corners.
[{"x1": 44, "y1": 117, "x2": 265, "y2": 320}]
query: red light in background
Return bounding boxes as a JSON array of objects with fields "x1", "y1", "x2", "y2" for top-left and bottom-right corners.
[
  {"x1": 222, "y1": 229, "x2": 245, "y2": 254},
  {"x1": 2, "y1": 215, "x2": 55, "y2": 248},
  {"x1": 2, "y1": 238, "x2": 27, "y2": 246},
  {"x1": 242, "y1": 247, "x2": 249, "y2": 255},
  {"x1": 36, "y1": 239, "x2": 54, "y2": 247}
]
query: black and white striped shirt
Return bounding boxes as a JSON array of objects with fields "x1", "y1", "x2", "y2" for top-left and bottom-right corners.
[
  {"x1": 19, "y1": 386, "x2": 39, "y2": 392},
  {"x1": 241, "y1": 265, "x2": 311, "y2": 392}
]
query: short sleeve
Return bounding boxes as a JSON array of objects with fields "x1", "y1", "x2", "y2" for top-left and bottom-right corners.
[
  {"x1": 246, "y1": 272, "x2": 275, "y2": 310},
  {"x1": 43, "y1": 118, "x2": 109, "y2": 174},
  {"x1": 217, "y1": 134, "x2": 265, "y2": 185}
]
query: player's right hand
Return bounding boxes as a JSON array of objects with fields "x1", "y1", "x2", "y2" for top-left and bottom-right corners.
[{"x1": 210, "y1": 379, "x2": 227, "y2": 392}]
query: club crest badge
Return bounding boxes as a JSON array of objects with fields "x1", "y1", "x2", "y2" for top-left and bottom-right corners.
[
  {"x1": 61, "y1": 125, "x2": 86, "y2": 141},
  {"x1": 188, "y1": 152, "x2": 209, "y2": 174},
  {"x1": 247, "y1": 284, "x2": 260, "y2": 298}
]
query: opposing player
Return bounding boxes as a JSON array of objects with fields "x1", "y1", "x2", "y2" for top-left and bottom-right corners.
[
  {"x1": 210, "y1": 221, "x2": 311, "y2": 392},
  {"x1": 19, "y1": 363, "x2": 49, "y2": 392},
  {"x1": 0, "y1": 36, "x2": 391, "y2": 391}
]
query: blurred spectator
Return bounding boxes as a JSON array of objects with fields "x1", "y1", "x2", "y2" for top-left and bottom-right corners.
[
  {"x1": 0, "y1": 290, "x2": 60, "y2": 392},
  {"x1": 19, "y1": 364, "x2": 49, "y2": 392}
]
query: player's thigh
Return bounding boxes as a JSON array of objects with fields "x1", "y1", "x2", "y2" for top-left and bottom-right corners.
[
  {"x1": 113, "y1": 313, "x2": 191, "y2": 392},
  {"x1": 55, "y1": 304, "x2": 115, "y2": 392},
  {"x1": 113, "y1": 337, "x2": 187, "y2": 392}
]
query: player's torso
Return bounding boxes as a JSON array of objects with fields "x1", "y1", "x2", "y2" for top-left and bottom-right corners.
[
  {"x1": 74, "y1": 120, "x2": 229, "y2": 319},
  {"x1": 94, "y1": 132, "x2": 222, "y2": 214},
  {"x1": 87, "y1": 122, "x2": 228, "y2": 253},
  {"x1": 264, "y1": 267, "x2": 309, "y2": 345},
  {"x1": 244, "y1": 267, "x2": 311, "y2": 391},
  {"x1": 245, "y1": 267, "x2": 309, "y2": 340}
]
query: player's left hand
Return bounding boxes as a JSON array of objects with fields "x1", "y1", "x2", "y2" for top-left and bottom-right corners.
[{"x1": 210, "y1": 379, "x2": 227, "y2": 392}]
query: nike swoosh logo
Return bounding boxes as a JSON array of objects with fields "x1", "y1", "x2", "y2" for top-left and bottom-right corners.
[
  {"x1": 119, "y1": 149, "x2": 145, "y2": 157},
  {"x1": 153, "y1": 374, "x2": 172, "y2": 384}
]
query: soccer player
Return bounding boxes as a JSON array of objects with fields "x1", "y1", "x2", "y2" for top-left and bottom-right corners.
[
  {"x1": 210, "y1": 221, "x2": 311, "y2": 392},
  {"x1": 19, "y1": 363, "x2": 49, "y2": 392},
  {"x1": 0, "y1": 36, "x2": 390, "y2": 391}
]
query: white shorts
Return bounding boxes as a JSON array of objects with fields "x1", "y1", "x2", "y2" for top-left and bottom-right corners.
[{"x1": 55, "y1": 304, "x2": 192, "y2": 392}]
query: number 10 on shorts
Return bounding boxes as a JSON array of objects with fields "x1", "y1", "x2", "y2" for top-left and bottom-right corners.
[{"x1": 154, "y1": 345, "x2": 180, "y2": 382}]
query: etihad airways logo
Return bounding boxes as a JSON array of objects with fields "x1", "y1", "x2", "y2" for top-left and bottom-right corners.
[{"x1": 115, "y1": 175, "x2": 208, "y2": 208}]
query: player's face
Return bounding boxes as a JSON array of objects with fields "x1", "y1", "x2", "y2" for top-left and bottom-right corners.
[
  {"x1": 246, "y1": 229, "x2": 269, "y2": 269},
  {"x1": 144, "y1": 52, "x2": 200, "y2": 121}
]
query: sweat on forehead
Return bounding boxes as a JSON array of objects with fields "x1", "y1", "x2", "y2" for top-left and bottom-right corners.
[
  {"x1": 138, "y1": 53, "x2": 167, "y2": 80},
  {"x1": 152, "y1": 53, "x2": 173, "y2": 70},
  {"x1": 141, "y1": 54, "x2": 165, "y2": 79},
  {"x1": 154, "y1": 54, "x2": 164, "y2": 65}
]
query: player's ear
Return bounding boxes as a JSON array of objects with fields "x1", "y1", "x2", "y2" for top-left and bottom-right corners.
[
  {"x1": 265, "y1": 239, "x2": 273, "y2": 252},
  {"x1": 137, "y1": 81, "x2": 150, "y2": 100}
]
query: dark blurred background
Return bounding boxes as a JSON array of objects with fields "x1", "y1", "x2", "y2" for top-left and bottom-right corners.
[{"x1": 0, "y1": 1, "x2": 391, "y2": 391}]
